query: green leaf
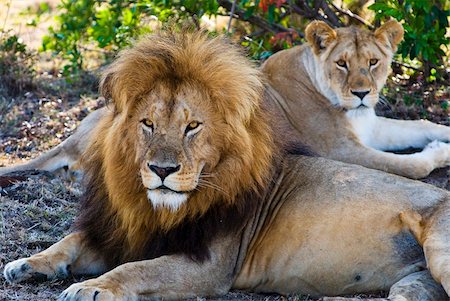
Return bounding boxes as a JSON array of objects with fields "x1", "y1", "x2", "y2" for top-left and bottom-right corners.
[
  {"x1": 122, "y1": 9, "x2": 134, "y2": 26},
  {"x1": 268, "y1": 4, "x2": 275, "y2": 24},
  {"x1": 243, "y1": 6, "x2": 255, "y2": 20},
  {"x1": 368, "y1": 2, "x2": 391, "y2": 12}
]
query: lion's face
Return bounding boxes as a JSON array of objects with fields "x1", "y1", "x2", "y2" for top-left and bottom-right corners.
[
  {"x1": 96, "y1": 31, "x2": 274, "y2": 221},
  {"x1": 134, "y1": 83, "x2": 222, "y2": 210},
  {"x1": 305, "y1": 20, "x2": 404, "y2": 111}
]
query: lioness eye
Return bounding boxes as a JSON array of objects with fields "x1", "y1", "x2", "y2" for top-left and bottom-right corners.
[
  {"x1": 141, "y1": 118, "x2": 154, "y2": 130},
  {"x1": 369, "y1": 58, "x2": 379, "y2": 66},
  {"x1": 336, "y1": 60, "x2": 347, "y2": 69},
  {"x1": 185, "y1": 121, "x2": 202, "y2": 135}
]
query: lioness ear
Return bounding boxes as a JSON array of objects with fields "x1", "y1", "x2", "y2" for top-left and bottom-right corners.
[
  {"x1": 305, "y1": 21, "x2": 337, "y2": 55},
  {"x1": 374, "y1": 20, "x2": 404, "y2": 52}
]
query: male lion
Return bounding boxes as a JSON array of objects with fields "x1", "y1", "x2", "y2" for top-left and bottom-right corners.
[
  {"x1": 264, "y1": 20, "x2": 450, "y2": 179},
  {"x1": 4, "y1": 29, "x2": 450, "y2": 301}
]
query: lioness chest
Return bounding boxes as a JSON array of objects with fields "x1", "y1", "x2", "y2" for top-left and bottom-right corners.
[{"x1": 345, "y1": 108, "x2": 378, "y2": 147}]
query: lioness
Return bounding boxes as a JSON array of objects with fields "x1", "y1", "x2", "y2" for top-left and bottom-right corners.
[
  {"x1": 4, "y1": 29, "x2": 450, "y2": 301},
  {"x1": 264, "y1": 20, "x2": 450, "y2": 179}
]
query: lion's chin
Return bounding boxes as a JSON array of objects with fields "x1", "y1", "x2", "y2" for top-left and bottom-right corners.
[{"x1": 147, "y1": 189, "x2": 188, "y2": 211}]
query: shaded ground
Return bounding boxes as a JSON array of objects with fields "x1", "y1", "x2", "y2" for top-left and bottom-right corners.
[{"x1": 0, "y1": 172, "x2": 81, "y2": 301}]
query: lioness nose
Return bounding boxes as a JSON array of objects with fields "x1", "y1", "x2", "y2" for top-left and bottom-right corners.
[
  {"x1": 149, "y1": 164, "x2": 181, "y2": 180},
  {"x1": 351, "y1": 90, "x2": 370, "y2": 100}
]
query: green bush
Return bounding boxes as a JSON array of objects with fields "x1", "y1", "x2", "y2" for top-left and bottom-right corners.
[
  {"x1": 38, "y1": 0, "x2": 449, "y2": 81},
  {"x1": 41, "y1": 0, "x2": 219, "y2": 75},
  {"x1": 0, "y1": 31, "x2": 35, "y2": 96},
  {"x1": 369, "y1": 0, "x2": 450, "y2": 78}
]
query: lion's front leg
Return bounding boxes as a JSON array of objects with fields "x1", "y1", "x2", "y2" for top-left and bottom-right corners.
[
  {"x1": 59, "y1": 236, "x2": 239, "y2": 301},
  {"x1": 402, "y1": 200, "x2": 450, "y2": 296},
  {"x1": 4, "y1": 232, "x2": 106, "y2": 283}
]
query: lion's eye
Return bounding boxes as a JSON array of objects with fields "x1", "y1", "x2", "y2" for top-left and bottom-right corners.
[
  {"x1": 141, "y1": 118, "x2": 154, "y2": 130},
  {"x1": 336, "y1": 59, "x2": 347, "y2": 69},
  {"x1": 185, "y1": 121, "x2": 202, "y2": 135},
  {"x1": 369, "y1": 58, "x2": 379, "y2": 66}
]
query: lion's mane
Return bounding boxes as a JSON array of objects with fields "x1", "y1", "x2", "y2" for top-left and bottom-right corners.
[{"x1": 75, "y1": 29, "x2": 276, "y2": 267}]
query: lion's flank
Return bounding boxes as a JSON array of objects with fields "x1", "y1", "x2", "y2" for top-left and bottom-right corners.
[{"x1": 74, "y1": 28, "x2": 277, "y2": 267}]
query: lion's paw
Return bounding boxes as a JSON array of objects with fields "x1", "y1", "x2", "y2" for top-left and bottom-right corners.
[
  {"x1": 424, "y1": 140, "x2": 450, "y2": 165},
  {"x1": 4, "y1": 258, "x2": 36, "y2": 283},
  {"x1": 59, "y1": 280, "x2": 136, "y2": 301},
  {"x1": 3, "y1": 257, "x2": 70, "y2": 284}
]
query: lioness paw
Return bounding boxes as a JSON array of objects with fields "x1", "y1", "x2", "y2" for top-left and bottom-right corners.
[
  {"x1": 424, "y1": 140, "x2": 450, "y2": 165},
  {"x1": 4, "y1": 257, "x2": 70, "y2": 283},
  {"x1": 424, "y1": 140, "x2": 447, "y2": 150},
  {"x1": 59, "y1": 280, "x2": 136, "y2": 301}
]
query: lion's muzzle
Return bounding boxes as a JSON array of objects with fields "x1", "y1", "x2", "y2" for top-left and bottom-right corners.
[{"x1": 148, "y1": 163, "x2": 181, "y2": 181}]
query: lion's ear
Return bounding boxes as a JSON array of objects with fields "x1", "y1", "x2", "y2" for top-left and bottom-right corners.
[
  {"x1": 374, "y1": 20, "x2": 404, "y2": 52},
  {"x1": 100, "y1": 71, "x2": 114, "y2": 101},
  {"x1": 305, "y1": 21, "x2": 337, "y2": 55},
  {"x1": 99, "y1": 70, "x2": 122, "y2": 113}
]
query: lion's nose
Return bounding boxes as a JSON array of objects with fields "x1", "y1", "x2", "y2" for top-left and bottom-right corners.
[
  {"x1": 148, "y1": 164, "x2": 181, "y2": 181},
  {"x1": 351, "y1": 90, "x2": 370, "y2": 100}
]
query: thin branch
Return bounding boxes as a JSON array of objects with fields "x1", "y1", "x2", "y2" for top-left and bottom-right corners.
[
  {"x1": 245, "y1": 29, "x2": 266, "y2": 39},
  {"x1": 392, "y1": 60, "x2": 422, "y2": 72},
  {"x1": 1, "y1": 0, "x2": 12, "y2": 32},
  {"x1": 227, "y1": 0, "x2": 237, "y2": 33},
  {"x1": 191, "y1": 15, "x2": 201, "y2": 30},
  {"x1": 291, "y1": 3, "x2": 332, "y2": 26},
  {"x1": 329, "y1": 2, "x2": 373, "y2": 28},
  {"x1": 217, "y1": 0, "x2": 290, "y2": 33},
  {"x1": 317, "y1": 0, "x2": 343, "y2": 27}
]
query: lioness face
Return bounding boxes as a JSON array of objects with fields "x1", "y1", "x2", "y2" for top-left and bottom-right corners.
[
  {"x1": 135, "y1": 83, "x2": 221, "y2": 210},
  {"x1": 323, "y1": 32, "x2": 390, "y2": 110},
  {"x1": 305, "y1": 21, "x2": 404, "y2": 111}
]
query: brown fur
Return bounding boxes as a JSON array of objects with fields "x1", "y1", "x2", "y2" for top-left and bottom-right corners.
[{"x1": 75, "y1": 29, "x2": 276, "y2": 265}]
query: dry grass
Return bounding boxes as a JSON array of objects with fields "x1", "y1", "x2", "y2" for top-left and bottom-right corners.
[{"x1": 0, "y1": 173, "x2": 81, "y2": 301}]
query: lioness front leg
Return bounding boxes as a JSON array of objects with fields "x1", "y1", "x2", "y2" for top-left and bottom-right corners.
[
  {"x1": 4, "y1": 232, "x2": 106, "y2": 283},
  {"x1": 0, "y1": 107, "x2": 106, "y2": 176},
  {"x1": 58, "y1": 236, "x2": 239, "y2": 301},
  {"x1": 334, "y1": 143, "x2": 450, "y2": 179},
  {"x1": 369, "y1": 117, "x2": 450, "y2": 151}
]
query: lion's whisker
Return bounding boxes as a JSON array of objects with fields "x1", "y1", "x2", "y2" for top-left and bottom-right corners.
[{"x1": 197, "y1": 180, "x2": 229, "y2": 196}]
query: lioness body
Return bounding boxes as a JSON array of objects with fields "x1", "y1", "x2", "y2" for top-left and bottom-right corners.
[
  {"x1": 263, "y1": 21, "x2": 450, "y2": 179},
  {"x1": 4, "y1": 28, "x2": 450, "y2": 301}
]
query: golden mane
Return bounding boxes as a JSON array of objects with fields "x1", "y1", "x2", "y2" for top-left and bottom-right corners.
[{"x1": 76, "y1": 29, "x2": 276, "y2": 265}]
